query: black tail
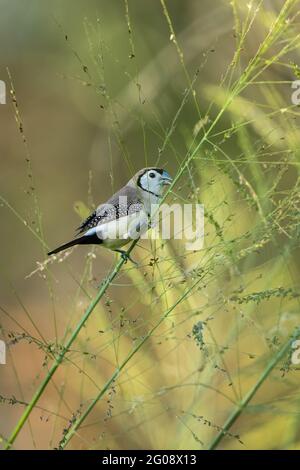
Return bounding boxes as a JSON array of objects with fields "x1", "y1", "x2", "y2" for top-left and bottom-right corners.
[
  {"x1": 48, "y1": 238, "x2": 82, "y2": 255},
  {"x1": 48, "y1": 234, "x2": 101, "y2": 256}
]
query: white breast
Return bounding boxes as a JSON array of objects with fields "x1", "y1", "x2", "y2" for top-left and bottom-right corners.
[{"x1": 84, "y1": 210, "x2": 149, "y2": 249}]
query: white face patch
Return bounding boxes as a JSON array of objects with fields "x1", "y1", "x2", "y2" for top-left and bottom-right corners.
[{"x1": 139, "y1": 170, "x2": 163, "y2": 196}]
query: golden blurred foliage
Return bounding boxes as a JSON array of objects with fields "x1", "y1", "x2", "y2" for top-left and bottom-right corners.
[{"x1": 1, "y1": 0, "x2": 300, "y2": 450}]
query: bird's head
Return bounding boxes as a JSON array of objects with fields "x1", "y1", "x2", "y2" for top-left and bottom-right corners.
[{"x1": 130, "y1": 167, "x2": 172, "y2": 198}]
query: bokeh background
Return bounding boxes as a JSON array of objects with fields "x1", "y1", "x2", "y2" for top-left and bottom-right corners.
[{"x1": 1, "y1": 0, "x2": 300, "y2": 450}]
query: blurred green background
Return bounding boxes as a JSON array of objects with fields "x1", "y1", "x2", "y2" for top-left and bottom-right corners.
[{"x1": 1, "y1": 0, "x2": 300, "y2": 450}]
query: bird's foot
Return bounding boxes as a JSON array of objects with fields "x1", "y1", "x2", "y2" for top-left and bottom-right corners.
[{"x1": 115, "y1": 250, "x2": 138, "y2": 266}]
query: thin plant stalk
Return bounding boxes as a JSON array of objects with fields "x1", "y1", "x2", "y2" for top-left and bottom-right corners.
[
  {"x1": 4, "y1": 242, "x2": 137, "y2": 449},
  {"x1": 59, "y1": 276, "x2": 203, "y2": 448},
  {"x1": 208, "y1": 327, "x2": 300, "y2": 450}
]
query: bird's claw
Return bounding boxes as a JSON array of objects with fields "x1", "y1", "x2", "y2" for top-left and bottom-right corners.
[
  {"x1": 121, "y1": 252, "x2": 129, "y2": 263},
  {"x1": 117, "y1": 250, "x2": 138, "y2": 266}
]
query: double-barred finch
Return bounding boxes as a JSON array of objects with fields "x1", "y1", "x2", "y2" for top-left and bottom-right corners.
[{"x1": 48, "y1": 167, "x2": 172, "y2": 261}]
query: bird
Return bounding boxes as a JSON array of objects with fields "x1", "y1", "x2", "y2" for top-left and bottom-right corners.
[{"x1": 47, "y1": 167, "x2": 172, "y2": 262}]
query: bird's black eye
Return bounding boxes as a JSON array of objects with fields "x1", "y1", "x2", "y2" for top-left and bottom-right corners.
[{"x1": 149, "y1": 172, "x2": 156, "y2": 178}]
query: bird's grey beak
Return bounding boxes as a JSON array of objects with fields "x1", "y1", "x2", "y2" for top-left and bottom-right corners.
[{"x1": 161, "y1": 170, "x2": 172, "y2": 185}]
